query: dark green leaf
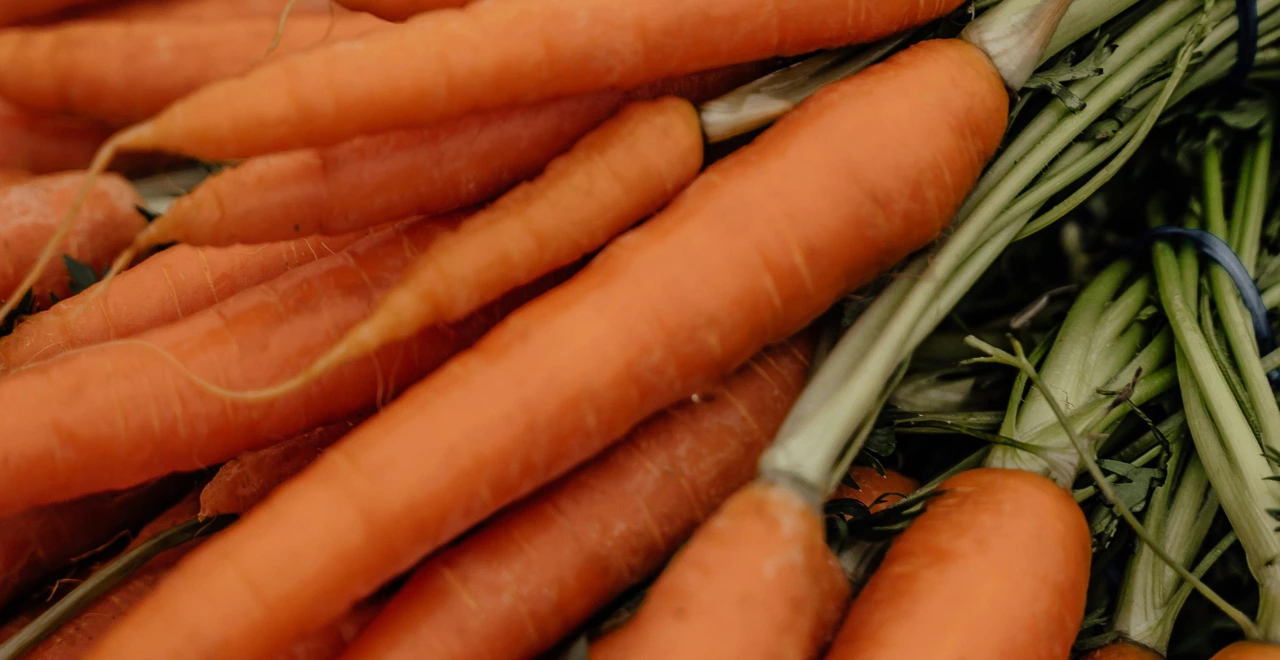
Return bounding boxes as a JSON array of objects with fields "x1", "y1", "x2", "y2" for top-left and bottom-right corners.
[
  {"x1": 62, "y1": 255, "x2": 99, "y2": 295},
  {"x1": 863, "y1": 426, "x2": 897, "y2": 457},
  {"x1": 135, "y1": 205, "x2": 160, "y2": 223}
]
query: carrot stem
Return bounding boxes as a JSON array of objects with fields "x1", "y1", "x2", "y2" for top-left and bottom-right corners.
[
  {"x1": 0, "y1": 516, "x2": 233, "y2": 660},
  {"x1": 966, "y1": 335, "x2": 1261, "y2": 641}
]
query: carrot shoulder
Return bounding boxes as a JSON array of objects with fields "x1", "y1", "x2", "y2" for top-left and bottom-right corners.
[
  {"x1": 82, "y1": 38, "x2": 1007, "y2": 660},
  {"x1": 824, "y1": 468, "x2": 1091, "y2": 660},
  {"x1": 137, "y1": 62, "x2": 766, "y2": 249},
  {"x1": 0, "y1": 14, "x2": 387, "y2": 127},
  {"x1": 0, "y1": 172, "x2": 143, "y2": 306},
  {"x1": 0, "y1": 230, "x2": 372, "y2": 371},
  {"x1": 343, "y1": 336, "x2": 814, "y2": 660},
  {"x1": 590, "y1": 479, "x2": 850, "y2": 659},
  {"x1": 0, "y1": 215, "x2": 564, "y2": 514},
  {"x1": 116, "y1": 0, "x2": 966, "y2": 158}
]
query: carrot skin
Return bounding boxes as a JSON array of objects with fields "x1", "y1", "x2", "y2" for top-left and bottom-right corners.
[
  {"x1": 834, "y1": 465, "x2": 919, "y2": 513},
  {"x1": 0, "y1": 0, "x2": 100, "y2": 25},
  {"x1": 0, "y1": 172, "x2": 143, "y2": 306},
  {"x1": 0, "y1": 99, "x2": 109, "y2": 175},
  {"x1": 336, "y1": 0, "x2": 467, "y2": 21},
  {"x1": 51, "y1": 0, "x2": 344, "y2": 22},
  {"x1": 343, "y1": 337, "x2": 813, "y2": 660},
  {"x1": 274, "y1": 600, "x2": 384, "y2": 660},
  {"x1": 83, "y1": 39, "x2": 1007, "y2": 660},
  {"x1": 124, "y1": 0, "x2": 967, "y2": 158},
  {"x1": 1082, "y1": 641, "x2": 1166, "y2": 660},
  {"x1": 0, "y1": 477, "x2": 188, "y2": 609},
  {"x1": 0, "y1": 230, "x2": 373, "y2": 371},
  {"x1": 590, "y1": 479, "x2": 850, "y2": 660},
  {"x1": 152, "y1": 62, "x2": 767, "y2": 247},
  {"x1": 199, "y1": 419, "x2": 365, "y2": 519},
  {"x1": 0, "y1": 14, "x2": 387, "y2": 127},
  {"x1": 1212, "y1": 643, "x2": 1280, "y2": 659},
  {"x1": 824, "y1": 468, "x2": 1091, "y2": 660},
  {"x1": 0, "y1": 216, "x2": 565, "y2": 514}
]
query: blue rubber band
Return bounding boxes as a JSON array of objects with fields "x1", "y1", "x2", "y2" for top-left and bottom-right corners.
[
  {"x1": 1228, "y1": 0, "x2": 1260, "y2": 85},
  {"x1": 1137, "y1": 226, "x2": 1280, "y2": 386}
]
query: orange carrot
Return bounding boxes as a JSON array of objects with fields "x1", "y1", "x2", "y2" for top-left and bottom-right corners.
[
  {"x1": 220, "y1": 95, "x2": 703, "y2": 399},
  {"x1": 0, "y1": 0, "x2": 102, "y2": 25},
  {"x1": 0, "y1": 172, "x2": 143, "y2": 307},
  {"x1": 1082, "y1": 641, "x2": 1166, "y2": 660},
  {"x1": 133, "y1": 62, "x2": 766, "y2": 250},
  {"x1": 82, "y1": 38, "x2": 1008, "y2": 660},
  {"x1": 344, "y1": 336, "x2": 814, "y2": 660},
  {"x1": 0, "y1": 477, "x2": 187, "y2": 609},
  {"x1": 1213, "y1": 643, "x2": 1280, "y2": 659},
  {"x1": 823, "y1": 468, "x2": 1091, "y2": 660},
  {"x1": 589, "y1": 479, "x2": 850, "y2": 659},
  {"x1": 0, "y1": 169, "x2": 28, "y2": 187},
  {"x1": 105, "y1": 0, "x2": 965, "y2": 159},
  {"x1": 0, "y1": 14, "x2": 387, "y2": 128},
  {"x1": 61, "y1": 0, "x2": 343, "y2": 22},
  {"x1": 0, "y1": 215, "x2": 567, "y2": 515},
  {"x1": 335, "y1": 0, "x2": 466, "y2": 21},
  {"x1": 198, "y1": 419, "x2": 365, "y2": 519},
  {"x1": 0, "y1": 230, "x2": 373, "y2": 370},
  {"x1": 0, "y1": 99, "x2": 109, "y2": 174},
  {"x1": 833, "y1": 465, "x2": 919, "y2": 514},
  {"x1": 276, "y1": 600, "x2": 384, "y2": 660}
]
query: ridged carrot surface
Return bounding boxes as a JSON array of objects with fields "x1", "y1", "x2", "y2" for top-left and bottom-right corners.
[
  {"x1": 824, "y1": 468, "x2": 1091, "y2": 660},
  {"x1": 82, "y1": 39, "x2": 1007, "y2": 660},
  {"x1": 344, "y1": 336, "x2": 813, "y2": 660},
  {"x1": 0, "y1": 13, "x2": 387, "y2": 127},
  {"x1": 0, "y1": 171, "x2": 143, "y2": 305},
  {"x1": 115, "y1": 0, "x2": 967, "y2": 158},
  {"x1": 0, "y1": 216, "x2": 564, "y2": 514},
  {"x1": 590, "y1": 479, "x2": 850, "y2": 659},
  {"x1": 0, "y1": 230, "x2": 372, "y2": 370},
  {"x1": 142, "y1": 62, "x2": 766, "y2": 248}
]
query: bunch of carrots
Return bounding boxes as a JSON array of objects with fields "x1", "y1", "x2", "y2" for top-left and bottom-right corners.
[{"x1": 0, "y1": 0, "x2": 1278, "y2": 657}]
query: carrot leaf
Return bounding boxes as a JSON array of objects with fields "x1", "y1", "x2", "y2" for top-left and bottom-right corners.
[{"x1": 62, "y1": 255, "x2": 100, "y2": 295}]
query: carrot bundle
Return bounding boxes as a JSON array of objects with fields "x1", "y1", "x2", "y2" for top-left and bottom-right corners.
[
  {"x1": 105, "y1": 0, "x2": 966, "y2": 159},
  {"x1": 0, "y1": 171, "x2": 142, "y2": 306},
  {"x1": 127, "y1": 62, "x2": 765, "y2": 253},
  {"x1": 335, "y1": 0, "x2": 467, "y2": 21},
  {"x1": 0, "y1": 99, "x2": 108, "y2": 174},
  {"x1": 199, "y1": 419, "x2": 364, "y2": 519},
  {"x1": 231, "y1": 95, "x2": 703, "y2": 399},
  {"x1": 0, "y1": 478, "x2": 185, "y2": 608},
  {"x1": 589, "y1": 479, "x2": 851, "y2": 659},
  {"x1": 0, "y1": 13, "x2": 388, "y2": 127},
  {"x1": 824, "y1": 468, "x2": 1091, "y2": 659},
  {"x1": 81, "y1": 37, "x2": 1007, "y2": 660},
  {"x1": 0, "y1": 230, "x2": 373, "y2": 370},
  {"x1": 343, "y1": 336, "x2": 813, "y2": 660},
  {"x1": 0, "y1": 215, "x2": 565, "y2": 515}
]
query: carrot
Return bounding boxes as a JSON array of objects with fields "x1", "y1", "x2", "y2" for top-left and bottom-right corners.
[
  {"x1": 82, "y1": 37, "x2": 1008, "y2": 660},
  {"x1": 0, "y1": 230, "x2": 374, "y2": 371},
  {"x1": 58, "y1": 0, "x2": 343, "y2": 22},
  {"x1": 0, "y1": 169, "x2": 28, "y2": 187},
  {"x1": 335, "y1": 0, "x2": 466, "y2": 21},
  {"x1": 0, "y1": 99, "x2": 108, "y2": 174},
  {"x1": 834, "y1": 465, "x2": 918, "y2": 513},
  {"x1": 0, "y1": 477, "x2": 187, "y2": 609},
  {"x1": 0, "y1": 172, "x2": 143, "y2": 307},
  {"x1": 102, "y1": 0, "x2": 966, "y2": 159},
  {"x1": 218, "y1": 95, "x2": 703, "y2": 399},
  {"x1": 128, "y1": 62, "x2": 766, "y2": 252},
  {"x1": 0, "y1": 0, "x2": 101, "y2": 25},
  {"x1": 276, "y1": 600, "x2": 384, "y2": 660},
  {"x1": 1082, "y1": 641, "x2": 1166, "y2": 660},
  {"x1": 0, "y1": 215, "x2": 566, "y2": 515},
  {"x1": 589, "y1": 479, "x2": 850, "y2": 659},
  {"x1": 823, "y1": 468, "x2": 1091, "y2": 660},
  {"x1": 343, "y1": 336, "x2": 814, "y2": 660},
  {"x1": 1213, "y1": 643, "x2": 1280, "y2": 659},
  {"x1": 199, "y1": 419, "x2": 365, "y2": 519},
  {"x1": 0, "y1": 14, "x2": 387, "y2": 128}
]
